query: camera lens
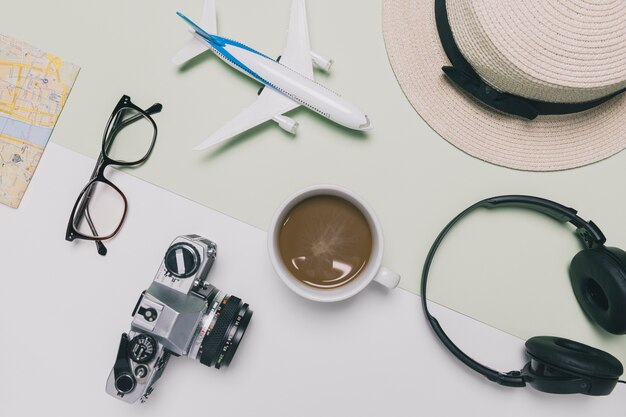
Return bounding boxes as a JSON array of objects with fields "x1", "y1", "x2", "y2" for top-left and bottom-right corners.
[{"x1": 195, "y1": 292, "x2": 252, "y2": 369}]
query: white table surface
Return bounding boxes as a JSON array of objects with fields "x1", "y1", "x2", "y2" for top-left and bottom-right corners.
[{"x1": 0, "y1": 144, "x2": 625, "y2": 416}]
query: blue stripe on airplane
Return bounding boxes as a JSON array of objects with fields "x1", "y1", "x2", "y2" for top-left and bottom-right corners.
[{"x1": 176, "y1": 12, "x2": 275, "y2": 87}]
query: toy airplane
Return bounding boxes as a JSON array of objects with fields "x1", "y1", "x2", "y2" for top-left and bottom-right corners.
[{"x1": 173, "y1": 0, "x2": 371, "y2": 150}]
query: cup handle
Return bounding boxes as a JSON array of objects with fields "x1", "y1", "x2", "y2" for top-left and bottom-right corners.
[{"x1": 373, "y1": 266, "x2": 400, "y2": 289}]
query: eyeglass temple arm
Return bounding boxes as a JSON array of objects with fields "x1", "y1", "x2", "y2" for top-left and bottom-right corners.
[
  {"x1": 73, "y1": 102, "x2": 163, "y2": 255},
  {"x1": 84, "y1": 206, "x2": 108, "y2": 255},
  {"x1": 71, "y1": 112, "x2": 123, "y2": 255}
]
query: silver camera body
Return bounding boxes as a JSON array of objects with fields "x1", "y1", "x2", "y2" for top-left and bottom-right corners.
[{"x1": 106, "y1": 235, "x2": 252, "y2": 403}]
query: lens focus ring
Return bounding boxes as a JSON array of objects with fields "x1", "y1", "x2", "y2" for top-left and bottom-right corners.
[{"x1": 200, "y1": 296, "x2": 242, "y2": 367}]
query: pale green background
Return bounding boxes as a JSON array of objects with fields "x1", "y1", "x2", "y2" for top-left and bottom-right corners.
[{"x1": 5, "y1": 0, "x2": 626, "y2": 360}]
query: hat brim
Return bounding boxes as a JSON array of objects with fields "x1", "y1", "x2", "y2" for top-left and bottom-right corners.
[{"x1": 382, "y1": 0, "x2": 626, "y2": 171}]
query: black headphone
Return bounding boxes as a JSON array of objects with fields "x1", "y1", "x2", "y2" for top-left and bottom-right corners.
[{"x1": 421, "y1": 195, "x2": 626, "y2": 396}]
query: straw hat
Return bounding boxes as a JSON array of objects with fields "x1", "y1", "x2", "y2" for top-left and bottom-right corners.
[{"x1": 383, "y1": 0, "x2": 626, "y2": 171}]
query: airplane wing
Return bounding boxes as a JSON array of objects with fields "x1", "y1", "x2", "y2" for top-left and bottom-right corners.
[
  {"x1": 199, "y1": 0, "x2": 217, "y2": 32},
  {"x1": 278, "y1": 0, "x2": 314, "y2": 79},
  {"x1": 172, "y1": 0, "x2": 217, "y2": 65},
  {"x1": 193, "y1": 87, "x2": 299, "y2": 150},
  {"x1": 172, "y1": 37, "x2": 210, "y2": 65}
]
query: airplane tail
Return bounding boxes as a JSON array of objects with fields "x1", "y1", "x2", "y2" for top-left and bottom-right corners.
[{"x1": 172, "y1": 0, "x2": 217, "y2": 65}]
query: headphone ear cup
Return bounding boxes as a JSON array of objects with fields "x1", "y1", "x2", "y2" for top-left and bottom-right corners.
[
  {"x1": 524, "y1": 336, "x2": 623, "y2": 395},
  {"x1": 569, "y1": 247, "x2": 626, "y2": 334}
]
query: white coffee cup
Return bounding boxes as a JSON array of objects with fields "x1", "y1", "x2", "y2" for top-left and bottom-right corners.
[{"x1": 268, "y1": 184, "x2": 400, "y2": 302}]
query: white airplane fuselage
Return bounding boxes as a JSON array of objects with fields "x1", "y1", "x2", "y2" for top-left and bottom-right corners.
[{"x1": 200, "y1": 34, "x2": 371, "y2": 130}]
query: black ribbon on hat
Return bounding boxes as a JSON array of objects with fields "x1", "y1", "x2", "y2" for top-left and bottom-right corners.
[{"x1": 435, "y1": 0, "x2": 626, "y2": 120}]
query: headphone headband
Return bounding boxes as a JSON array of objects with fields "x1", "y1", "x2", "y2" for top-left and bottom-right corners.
[
  {"x1": 482, "y1": 196, "x2": 606, "y2": 247},
  {"x1": 421, "y1": 195, "x2": 607, "y2": 387}
]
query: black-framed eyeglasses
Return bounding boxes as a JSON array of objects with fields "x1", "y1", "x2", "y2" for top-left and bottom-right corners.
[{"x1": 65, "y1": 95, "x2": 162, "y2": 255}]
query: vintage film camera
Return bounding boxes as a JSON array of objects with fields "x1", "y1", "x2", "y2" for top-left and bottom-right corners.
[{"x1": 106, "y1": 235, "x2": 253, "y2": 403}]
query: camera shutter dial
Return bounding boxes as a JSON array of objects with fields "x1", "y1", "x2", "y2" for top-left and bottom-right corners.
[
  {"x1": 128, "y1": 334, "x2": 157, "y2": 364},
  {"x1": 164, "y1": 243, "x2": 201, "y2": 278}
]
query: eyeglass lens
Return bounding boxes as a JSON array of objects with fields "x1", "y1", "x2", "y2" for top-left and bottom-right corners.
[
  {"x1": 104, "y1": 107, "x2": 156, "y2": 164},
  {"x1": 72, "y1": 181, "x2": 126, "y2": 239}
]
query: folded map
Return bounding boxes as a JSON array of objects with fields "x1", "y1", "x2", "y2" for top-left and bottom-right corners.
[{"x1": 0, "y1": 34, "x2": 79, "y2": 208}]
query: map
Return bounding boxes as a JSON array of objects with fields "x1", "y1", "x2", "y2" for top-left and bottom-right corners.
[{"x1": 0, "y1": 34, "x2": 79, "y2": 208}]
